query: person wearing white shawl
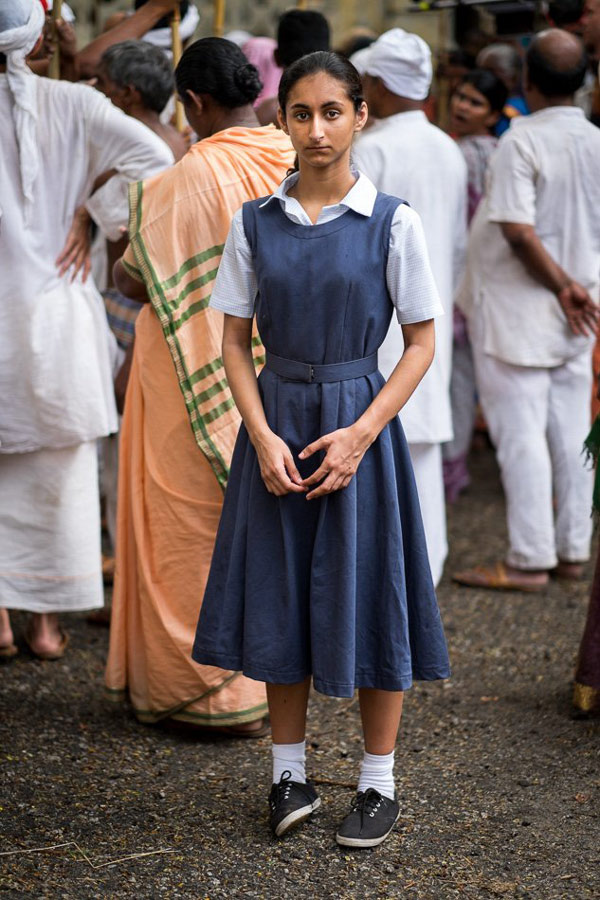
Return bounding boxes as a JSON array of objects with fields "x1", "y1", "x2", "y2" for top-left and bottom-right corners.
[
  {"x1": 0, "y1": 0, "x2": 173, "y2": 660},
  {"x1": 353, "y1": 29, "x2": 468, "y2": 586}
]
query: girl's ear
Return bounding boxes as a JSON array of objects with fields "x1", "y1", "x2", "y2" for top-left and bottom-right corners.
[
  {"x1": 354, "y1": 100, "x2": 369, "y2": 134},
  {"x1": 277, "y1": 106, "x2": 289, "y2": 133}
]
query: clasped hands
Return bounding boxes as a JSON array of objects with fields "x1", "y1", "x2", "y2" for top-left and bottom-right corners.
[{"x1": 254, "y1": 425, "x2": 372, "y2": 501}]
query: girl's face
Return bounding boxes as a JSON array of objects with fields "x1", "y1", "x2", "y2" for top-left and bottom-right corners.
[
  {"x1": 278, "y1": 71, "x2": 368, "y2": 171},
  {"x1": 449, "y1": 82, "x2": 499, "y2": 137}
]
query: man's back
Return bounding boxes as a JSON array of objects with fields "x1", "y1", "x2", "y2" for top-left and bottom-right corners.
[
  {"x1": 353, "y1": 110, "x2": 467, "y2": 444},
  {"x1": 462, "y1": 106, "x2": 600, "y2": 368},
  {"x1": 0, "y1": 76, "x2": 171, "y2": 300},
  {"x1": 353, "y1": 111, "x2": 467, "y2": 304},
  {"x1": 0, "y1": 74, "x2": 172, "y2": 454}
]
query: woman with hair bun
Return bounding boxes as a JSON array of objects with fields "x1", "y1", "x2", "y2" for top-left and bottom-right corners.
[{"x1": 106, "y1": 38, "x2": 295, "y2": 735}]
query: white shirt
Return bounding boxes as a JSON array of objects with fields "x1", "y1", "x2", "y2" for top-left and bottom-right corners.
[
  {"x1": 0, "y1": 76, "x2": 173, "y2": 453},
  {"x1": 353, "y1": 111, "x2": 468, "y2": 444},
  {"x1": 210, "y1": 170, "x2": 443, "y2": 326},
  {"x1": 458, "y1": 106, "x2": 600, "y2": 368}
]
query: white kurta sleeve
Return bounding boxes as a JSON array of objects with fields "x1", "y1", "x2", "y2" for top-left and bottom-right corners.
[
  {"x1": 486, "y1": 132, "x2": 536, "y2": 226},
  {"x1": 79, "y1": 85, "x2": 174, "y2": 238},
  {"x1": 209, "y1": 209, "x2": 257, "y2": 318},
  {"x1": 387, "y1": 205, "x2": 444, "y2": 324}
]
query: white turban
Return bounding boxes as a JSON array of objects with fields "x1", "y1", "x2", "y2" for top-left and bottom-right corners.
[
  {"x1": 46, "y1": 1, "x2": 76, "y2": 24},
  {"x1": 0, "y1": 0, "x2": 45, "y2": 209},
  {"x1": 142, "y1": 2, "x2": 199, "y2": 53},
  {"x1": 362, "y1": 28, "x2": 432, "y2": 101}
]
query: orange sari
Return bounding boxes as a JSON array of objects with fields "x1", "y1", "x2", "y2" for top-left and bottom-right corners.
[{"x1": 105, "y1": 126, "x2": 294, "y2": 725}]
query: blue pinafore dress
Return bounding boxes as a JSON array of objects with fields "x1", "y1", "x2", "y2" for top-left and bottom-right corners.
[{"x1": 192, "y1": 192, "x2": 450, "y2": 698}]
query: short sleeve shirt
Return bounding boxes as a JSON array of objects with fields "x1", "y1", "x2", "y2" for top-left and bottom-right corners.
[
  {"x1": 209, "y1": 171, "x2": 443, "y2": 326},
  {"x1": 459, "y1": 106, "x2": 600, "y2": 367}
]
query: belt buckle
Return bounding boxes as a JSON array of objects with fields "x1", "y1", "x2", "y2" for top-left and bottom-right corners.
[{"x1": 308, "y1": 365, "x2": 315, "y2": 383}]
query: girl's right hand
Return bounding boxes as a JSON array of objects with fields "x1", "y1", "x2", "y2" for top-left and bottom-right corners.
[{"x1": 253, "y1": 431, "x2": 306, "y2": 496}]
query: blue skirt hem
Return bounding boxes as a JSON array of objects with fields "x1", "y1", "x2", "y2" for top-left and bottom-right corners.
[{"x1": 193, "y1": 646, "x2": 451, "y2": 699}]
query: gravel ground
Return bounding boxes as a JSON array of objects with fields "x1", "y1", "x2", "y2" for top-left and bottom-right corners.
[{"x1": 1, "y1": 444, "x2": 599, "y2": 900}]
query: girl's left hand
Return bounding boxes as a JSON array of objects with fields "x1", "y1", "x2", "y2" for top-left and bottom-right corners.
[{"x1": 299, "y1": 426, "x2": 370, "y2": 500}]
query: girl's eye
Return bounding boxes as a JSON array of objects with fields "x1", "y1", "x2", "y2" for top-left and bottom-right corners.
[
  {"x1": 295, "y1": 112, "x2": 309, "y2": 121},
  {"x1": 326, "y1": 110, "x2": 340, "y2": 119}
]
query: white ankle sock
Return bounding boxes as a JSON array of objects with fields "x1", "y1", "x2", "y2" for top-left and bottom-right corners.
[
  {"x1": 357, "y1": 750, "x2": 395, "y2": 800},
  {"x1": 272, "y1": 741, "x2": 306, "y2": 785}
]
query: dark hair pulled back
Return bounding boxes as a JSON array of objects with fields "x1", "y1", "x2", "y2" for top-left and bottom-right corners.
[
  {"x1": 176, "y1": 37, "x2": 263, "y2": 108},
  {"x1": 455, "y1": 68, "x2": 508, "y2": 114},
  {"x1": 278, "y1": 51, "x2": 364, "y2": 115}
]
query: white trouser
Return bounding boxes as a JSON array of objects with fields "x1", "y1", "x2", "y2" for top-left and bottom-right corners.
[
  {"x1": 408, "y1": 442, "x2": 447, "y2": 587},
  {"x1": 473, "y1": 344, "x2": 593, "y2": 570}
]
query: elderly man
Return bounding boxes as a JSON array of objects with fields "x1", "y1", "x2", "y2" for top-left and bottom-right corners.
[
  {"x1": 353, "y1": 28, "x2": 467, "y2": 586},
  {"x1": 0, "y1": 0, "x2": 173, "y2": 659},
  {"x1": 455, "y1": 30, "x2": 600, "y2": 592}
]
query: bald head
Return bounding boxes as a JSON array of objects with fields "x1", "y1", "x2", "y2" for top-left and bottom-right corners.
[{"x1": 525, "y1": 27, "x2": 587, "y2": 97}]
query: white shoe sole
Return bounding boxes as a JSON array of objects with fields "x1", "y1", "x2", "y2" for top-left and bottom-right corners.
[
  {"x1": 335, "y1": 810, "x2": 400, "y2": 848},
  {"x1": 275, "y1": 797, "x2": 321, "y2": 837}
]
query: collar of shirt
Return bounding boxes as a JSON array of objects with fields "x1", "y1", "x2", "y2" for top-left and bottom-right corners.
[
  {"x1": 516, "y1": 104, "x2": 585, "y2": 124},
  {"x1": 259, "y1": 168, "x2": 377, "y2": 226},
  {"x1": 367, "y1": 109, "x2": 428, "y2": 133}
]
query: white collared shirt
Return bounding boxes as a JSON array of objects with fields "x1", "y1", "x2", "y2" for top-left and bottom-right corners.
[
  {"x1": 459, "y1": 106, "x2": 600, "y2": 367},
  {"x1": 209, "y1": 170, "x2": 443, "y2": 325}
]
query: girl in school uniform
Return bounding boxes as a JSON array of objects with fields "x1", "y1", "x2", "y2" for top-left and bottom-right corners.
[{"x1": 193, "y1": 51, "x2": 450, "y2": 849}]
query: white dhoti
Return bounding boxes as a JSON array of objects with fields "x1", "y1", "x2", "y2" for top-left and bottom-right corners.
[
  {"x1": 0, "y1": 441, "x2": 103, "y2": 612},
  {"x1": 408, "y1": 442, "x2": 448, "y2": 586},
  {"x1": 473, "y1": 343, "x2": 594, "y2": 570}
]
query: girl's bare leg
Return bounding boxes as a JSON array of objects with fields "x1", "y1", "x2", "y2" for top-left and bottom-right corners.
[
  {"x1": 267, "y1": 677, "x2": 311, "y2": 743},
  {"x1": 358, "y1": 688, "x2": 404, "y2": 754}
]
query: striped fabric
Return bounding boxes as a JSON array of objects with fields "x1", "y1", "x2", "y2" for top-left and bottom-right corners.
[
  {"x1": 102, "y1": 288, "x2": 143, "y2": 349},
  {"x1": 123, "y1": 125, "x2": 294, "y2": 489}
]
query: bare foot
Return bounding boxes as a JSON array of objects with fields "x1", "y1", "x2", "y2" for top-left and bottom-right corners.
[
  {"x1": 554, "y1": 560, "x2": 585, "y2": 580},
  {"x1": 26, "y1": 613, "x2": 66, "y2": 658},
  {"x1": 0, "y1": 608, "x2": 15, "y2": 650}
]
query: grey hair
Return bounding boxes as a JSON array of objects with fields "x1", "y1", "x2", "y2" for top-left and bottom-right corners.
[
  {"x1": 476, "y1": 43, "x2": 522, "y2": 82},
  {"x1": 100, "y1": 40, "x2": 175, "y2": 114}
]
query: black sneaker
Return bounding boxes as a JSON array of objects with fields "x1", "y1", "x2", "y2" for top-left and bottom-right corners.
[
  {"x1": 268, "y1": 770, "x2": 321, "y2": 838},
  {"x1": 335, "y1": 788, "x2": 400, "y2": 848}
]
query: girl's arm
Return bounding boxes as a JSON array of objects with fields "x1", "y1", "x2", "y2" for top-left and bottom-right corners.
[
  {"x1": 223, "y1": 315, "x2": 305, "y2": 496},
  {"x1": 301, "y1": 319, "x2": 435, "y2": 500}
]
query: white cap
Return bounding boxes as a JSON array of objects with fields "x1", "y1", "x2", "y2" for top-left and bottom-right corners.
[
  {"x1": 362, "y1": 28, "x2": 432, "y2": 101},
  {"x1": 349, "y1": 46, "x2": 372, "y2": 75}
]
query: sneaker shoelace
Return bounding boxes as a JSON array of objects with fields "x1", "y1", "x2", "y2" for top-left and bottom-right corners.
[
  {"x1": 271, "y1": 770, "x2": 313, "y2": 809},
  {"x1": 274, "y1": 770, "x2": 293, "y2": 801},
  {"x1": 352, "y1": 788, "x2": 387, "y2": 820}
]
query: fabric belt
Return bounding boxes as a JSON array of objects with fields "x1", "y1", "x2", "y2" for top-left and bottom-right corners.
[{"x1": 265, "y1": 350, "x2": 378, "y2": 384}]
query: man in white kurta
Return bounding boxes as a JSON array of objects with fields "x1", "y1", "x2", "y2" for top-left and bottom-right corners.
[
  {"x1": 353, "y1": 29, "x2": 467, "y2": 585},
  {"x1": 0, "y1": 0, "x2": 173, "y2": 658},
  {"x1": 454, "y1": 29, "x2": 600, "y2": 592}
]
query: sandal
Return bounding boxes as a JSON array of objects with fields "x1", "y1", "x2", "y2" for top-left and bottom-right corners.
[
  {"x1": 24, "y1": 627, "x2": 69, "y2": 661},
  {"x1": 453, "y1": 561, "x2": 548, "y2": 593}
]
